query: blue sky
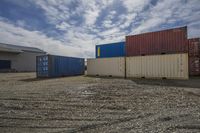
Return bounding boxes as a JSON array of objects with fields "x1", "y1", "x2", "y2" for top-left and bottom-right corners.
[{"x1": 0, "y1": 0, "x2": 200, "y2": 57}]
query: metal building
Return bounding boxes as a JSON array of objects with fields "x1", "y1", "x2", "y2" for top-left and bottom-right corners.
[{"x1": 0, "y1": 43, "x2": 46, "y2": 72}]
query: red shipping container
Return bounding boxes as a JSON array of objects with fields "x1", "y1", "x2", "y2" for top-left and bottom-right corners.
[
  {"x1": 189, "y1": 57, "x2": 200, "y2": 76},
  {"x1": 126, "y1": 26, "x2": 188, "y2": 56},
  {"x1": 188, "y1": 38, "x2": 200, "y2": 57}
]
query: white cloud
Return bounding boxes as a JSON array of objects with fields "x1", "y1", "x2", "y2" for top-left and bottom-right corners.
[
  {"x1": 122, "y1": 0, "x2": 150, "y2": 13},
  {"x1": 32, "y1": 0, "x2": 71, "y2": 25},
  {"x1": 30, "y1": 0, "x2": 126, "y2": 47},
  {"x1": 0, "y1": 0, "x2": 200, "y2": 58},
  {"x1": 16, "y1": 20, "x2": 26, "y2": 27},
  {"x1": 99, "y1": 28, "x2": 120, "y2": 36},
  {"x1": 0, "y1": 21, "x2": 88, "y2": 57},
  {"x1": 0, "y1": 0, "x2": 127, "y2": 58},
  {"x1": 129, "y1": 0, "x2": 200, "y2": 36},
  {"x1": 56, "y1": 22, "x2": 71, "y2": 31},
  {"x1": 119, "y1": 13, "x2": 137, "y2": 29},
  {"x1": 102, "y1": 10, "x2": 117, "y2": 28},
  {"x1": 81, "y1": 0, "x2": 101, "y2": 26},
  {"x1": 84, "y1": 9, "x2": 100, "y2": 26},
  {"x1": 188, "y1": 20, "x2": 200, "y2": 38},
  {"x1": 32, "y1": 0, "x2": 111, "y2": 27},
  {"x1": 129, "y1": 0, "x2": 175, "y2": 34}
]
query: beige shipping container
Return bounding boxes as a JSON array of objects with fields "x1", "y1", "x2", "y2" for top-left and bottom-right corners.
[
  {"x1": 87, "y1": 57, "x2": 125, "y2": 77},
  {"x1": 126, "y1": 53, "x2": 189, "y2": 79}
]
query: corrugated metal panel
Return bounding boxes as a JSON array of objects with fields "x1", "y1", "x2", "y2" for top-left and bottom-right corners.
[
  {"x1": 126, "y1": 26, "x2": 188, "y2": 56},
  {"x1": 37, "y1": 55, "x2": 49, "y2": 77},
  {"x1": 96, "y1": 42, "x2": 125, "y2": 58},
  {"x1": 37, "y1": 55, "x2": 85, "y2": 78},
  {"x1": 126, "y1": 53, "x2": 188, "y2": 79},
  {"x1": 0, "y1": 43, "x2": 46, "y2": 53},
  {"x1": 0, "y1": 47, "x2": 22, "y2": 53},
  {"x1": 87, "y1": 57, "x2": 125, "y2": 77},
  {"x1": 188, "y1": 38, "x2": 200, "y2": 57},
  {"x1": 189, "y1": 57, "x2": 200, "y2": 76}
]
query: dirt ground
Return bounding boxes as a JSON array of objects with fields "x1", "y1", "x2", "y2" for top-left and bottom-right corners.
[{"x1": 0, "y1": 73, "x2": 200, "y2": 133}]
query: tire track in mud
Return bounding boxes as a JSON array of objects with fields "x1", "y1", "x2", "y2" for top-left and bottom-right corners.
[
  {"x1": 0, "y1": 125, "x2": 69, "y2": 129},
  {"x1": 67, "y1": 113, "x2": 153, "y2": 133},
  {"x1": 166, "y1": 124, "x2": 200, "y2": 132},
  {"x1": 0, "y1": 116, "x2": 111, "y2": 122},
  {"x1": 1, "y1": 73, "x2": 200, "y2": 132},
  {"x1": 174, "y1": 125, "x2": 200, "y2": 130}
]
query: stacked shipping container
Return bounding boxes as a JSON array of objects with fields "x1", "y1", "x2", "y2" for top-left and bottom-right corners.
[
  {"x1": 37, "y1": 55, "x2": 85, "y2": 78},
  {"x1": 125, "y1": 26, "x2": 189, "y2": 79},
  {"x1": 126, "y1": 27, "x2": 188, "y2": 56},
  {"x1": 188, "y1": 38, "x2": 200, "y2": 76},
  {"x1": 87, "y1": 42, "x2": 125, "y2": 77},
  {"x1": 96, "y1": 42, "x2": 125, "y2": 58},
  {"x1": 87, "y1": 26, "x2": 191, "y2": 79},
  {"x1": 87, "y1": 57, "x2": 125, "y2": 77},
  {"x1": 126, "y1": 54, "x2": 188, "y2": 79}
]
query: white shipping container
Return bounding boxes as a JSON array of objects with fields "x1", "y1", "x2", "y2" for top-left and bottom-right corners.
[
  {"x1": 87, "y1": 57, "x2": 125, "y2": 77},
  {"x1": 126, "y1": 53, "x2": 189, "y2": 79}
]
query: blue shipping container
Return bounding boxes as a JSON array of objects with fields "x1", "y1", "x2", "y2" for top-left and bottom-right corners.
[
  {"x1": 36, "y1": 55, "x2": 85, "y2": 78},
  {"x1": 96, "y1": 42, "x2": 125, "y2": 58}
]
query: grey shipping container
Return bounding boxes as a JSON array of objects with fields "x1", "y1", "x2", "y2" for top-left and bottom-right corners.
[{"x1": 37, "y1": 55, "x2": 85, "y2": 78}]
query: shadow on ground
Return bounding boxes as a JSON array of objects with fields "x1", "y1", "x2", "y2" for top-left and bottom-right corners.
[
  {"x1": 132, "y1": 77, "x2": 200, "y2": 88},
  {"x1": 19, "y1": 78, "x2": 51, "y2": 82},
  {"x1": 20, "y1": 75, "x2": 200, "y2": 88},
  {"x1": 19, "y1": 75, "x2": 84, "y2": 82}
]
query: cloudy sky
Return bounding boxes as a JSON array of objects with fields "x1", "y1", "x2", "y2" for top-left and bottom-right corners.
[{"x1": 0, "y1": 0, "x2": 200, "y2": 58}]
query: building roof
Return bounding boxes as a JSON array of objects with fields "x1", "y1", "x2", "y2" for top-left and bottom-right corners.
[{"x1": 0, "y1": 43, "x2": 46, "y2": 54}]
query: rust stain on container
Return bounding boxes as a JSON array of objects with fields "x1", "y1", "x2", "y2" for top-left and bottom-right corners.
[
  {"x1": 189, "y1": 57, "x2": 200, "y2": 76},
  {"x1": 188, "y1": 38, "x2": 200, "y2": 57},
  {"x1": 188, "y1": 38, "x2": 200, "y2": 76},
  {"x1": 126, "y1": 26, "x2": 188, "y2": 56}
]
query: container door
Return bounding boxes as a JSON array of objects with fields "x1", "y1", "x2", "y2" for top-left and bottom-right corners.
[{"x1": 36, "y1": 56, "x2": 49, "y2": 77}]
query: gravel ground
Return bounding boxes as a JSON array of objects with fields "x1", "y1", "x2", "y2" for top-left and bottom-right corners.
[{"x1": 0, "y1": 73, "x2": 200, "y2": 133}]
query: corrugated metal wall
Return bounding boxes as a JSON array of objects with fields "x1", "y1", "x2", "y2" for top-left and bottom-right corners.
[
  {"x1": 188, "y1": 38, "x2": 200, "y2": 76},
  {"x1": 126, "y1": 53, "x2": 188, "y2": 79},
  {"x1": 87, "y1": 57, "x2": 125, "y2": 77},
  {"x1": 126, "y1": 26, "x2": 188, "y2": 56},
  {"x1": 50, "y1": 55, "x2": 85, "y2": 77},
  {"x1": 37, "y1": 55, "x2": 49, "y2": 77},
  {"x1": 0, "y1": 52, "x2": 44, "y2": 72},
  {"x1": 188, "y1": 38, "x2": 200, "y2": 57},
  {"x1": 96, "y1": 42, "x2": 125, "y2": 58}
]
